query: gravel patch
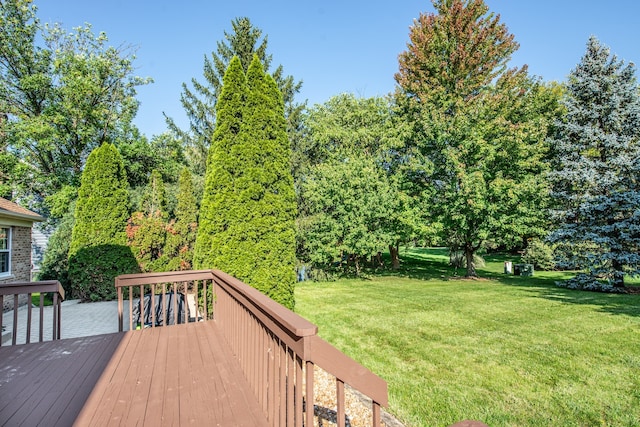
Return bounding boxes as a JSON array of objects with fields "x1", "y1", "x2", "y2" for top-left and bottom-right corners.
[{"x1": 310, "y1": 365, "x2": 405, "y2": 427}]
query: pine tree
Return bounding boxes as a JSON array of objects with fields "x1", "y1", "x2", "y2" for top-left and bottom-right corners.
[
  {"x1": 165, "y1": 17, "x2": 303, "y2": 175},
  {"x1": 549, "y1": 36, "x2": 640, "y2": 290},
  {"x1": 194, "y1": 55, "x2": 297, "y2": 309},
  {"x1": 68, "y1": 143, "x2": 138, "y2": 300}
]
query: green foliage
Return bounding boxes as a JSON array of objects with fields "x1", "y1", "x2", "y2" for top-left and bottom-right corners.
[
  {"x1": 195, "y1": 55, "x2": 297, "y2": 309},
  {"x1": 140, "y1": 170, "x2": 167, "y2": 218},
  {"x1": 69, "y1": 244, "x2": 139, "y2": 301},
  {"x1": 395, "y1": 0, "x2": 556, "y2": 277},
  {"x1": 521, "y1": 238, "x2": 555, "y2": 271},
  {"x1": 449, "y1": 250, "x2": 485, "y2": 270},
  {"x1": 296, "y1": 248, "x2": 640, "y2": 426},
  {"x1": 126, "y1": 211, "x2": 167, "y2": 272},
  {"x1": 0, "y1": 0, "x2": 150, "y2": 202},
  {"x1": 300, "y1": 156, "x2": 397, "y2": 274},
  {"x1": 164, "y1": 168, "x2": 198, "y2": 271},
  {"x1": 68, "y1": 143, "x2": 138, "y2": 300},
  {"x1": 165, "y1": 17, "x2": 303, "y2": 176},
  {"x1": 37, "y1": 204, "x2": 75, "y2": 294},
  {"x1": 297, "y1": 94, "x2": 427, "y2": 273},
  {"x1": 117, "y1": 131, "x2": 185, "y2": 189},
  {"x1": 548, "y1": 36, "x2": 640, "y2": 288}
]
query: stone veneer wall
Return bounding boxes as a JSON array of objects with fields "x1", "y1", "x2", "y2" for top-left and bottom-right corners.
[{"x1": 1, "y1": 226, "x2": 32, "y2": 311}]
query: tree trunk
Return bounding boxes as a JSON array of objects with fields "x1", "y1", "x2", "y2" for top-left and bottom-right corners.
[
  {"x1": 611, "y1": 258, "x2": 625, "y2": 288},
  {"x1": 465, "y1": 245, "x2": 477, "y2": 278},
  {"x1": 389, "y1": 245, "x2": 400, "y2": 270}
]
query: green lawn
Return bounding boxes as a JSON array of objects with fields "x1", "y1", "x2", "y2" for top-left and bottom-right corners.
[{"x1": 295, "y1": 248, "x2": 640, "y2": 427}]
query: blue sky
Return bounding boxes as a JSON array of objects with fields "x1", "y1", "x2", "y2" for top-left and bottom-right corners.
[{"x1": 35, "y1": 1, "x2": 640, "y2": 138}]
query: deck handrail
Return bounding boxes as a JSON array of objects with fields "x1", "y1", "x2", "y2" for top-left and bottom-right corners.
[
  {"x1": 115, "y1": 269, "x2": 389, "y2": 427},
  {"x1": 0, "y1": 280, "x2": 65, "y2": 346},
  {"x1": 115, "y1": 269, "x2": 215, "y2": 331},
  {"x1": 211, "y1": 269, "x2": 388, "y2": 426}
]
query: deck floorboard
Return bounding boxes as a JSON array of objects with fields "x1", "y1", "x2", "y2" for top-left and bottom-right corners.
[{"x1": 0, "y1": 321, "x2": 268, "y2": 426}]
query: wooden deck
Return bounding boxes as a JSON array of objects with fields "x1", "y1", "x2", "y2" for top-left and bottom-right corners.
[
  {"x1": 1, "y1": 273, "x2": 390, "y2": 427},
  {"x1": 0, "y1": 321, "x2": 268, "y2": 426}
]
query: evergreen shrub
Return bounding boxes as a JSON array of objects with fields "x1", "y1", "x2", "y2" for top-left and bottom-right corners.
[
  {"x1": 68, "y1": 143, "x2": 139, "y2": 301},
  {"x1": 521, "y1": 238, "x2": 555, "y2": 271}
]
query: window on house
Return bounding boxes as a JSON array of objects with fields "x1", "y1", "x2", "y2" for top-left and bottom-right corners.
[{"x1": 0, "y1": 227, "x2": 10, "y2": 274}]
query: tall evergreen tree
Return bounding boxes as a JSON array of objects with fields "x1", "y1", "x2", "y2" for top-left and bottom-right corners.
[
  {"x1": 193, "y1": 56, "x2": 246, "y2": 270},
  {"x1": 165, "y1": 17, "x2": 303, "y2": 175},
  {"x1": 68, "y1": 143, "x2": 138, "y2": 300},
  {"x1": 194, "y1": 55, "x2": 297, "y2": 309},
  {"x1": 395, "y1": 0, "x2": 552, "y2": 277},
  {"x1": 549, "y1": 36, "x2": 640, "y2": 289}
]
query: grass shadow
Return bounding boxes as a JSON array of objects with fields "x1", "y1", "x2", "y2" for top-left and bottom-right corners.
[{"x1": 380, "y1": 247, "x2": 640, "y2": 318}]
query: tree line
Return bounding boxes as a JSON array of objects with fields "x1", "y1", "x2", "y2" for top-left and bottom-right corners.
[{"x1": 2, "y1": 0, "x2": 639, "y2": 304}]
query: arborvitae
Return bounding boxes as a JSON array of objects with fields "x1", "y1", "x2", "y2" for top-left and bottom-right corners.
[
  {"x1": 164, "y1": 167, "x2": 198, "y2": 271},
  {"x1": 549, "y1": 36, "x2": 640, "y2": 289},
  {"x1": 68, "y1": 143, "x2": 139, "y2": 300},
  {"x1": 195, "y1": 55, "x2": 297, "y2": 309},
  {"x1": 193, "y1": 56, "x2": 246, "y2": 270}
]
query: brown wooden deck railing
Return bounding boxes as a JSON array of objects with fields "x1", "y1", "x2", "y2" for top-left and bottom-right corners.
[
  {"x1": 115, "y1": 269, "x2": 388, "y2": 427},
  {"x1": 0, "y1": 280, "x2": 65, "y2": 346}
]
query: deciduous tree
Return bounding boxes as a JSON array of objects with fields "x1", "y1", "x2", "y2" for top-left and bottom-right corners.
[
  {"x1": 0, "y1": 0, "x2": 150, "y2": 203},
  {"x1": 395, "y1": 0, "x2": 552, "y2": 276}
]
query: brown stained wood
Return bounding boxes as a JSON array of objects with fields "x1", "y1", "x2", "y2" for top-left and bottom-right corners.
[
  {"x1": 337, "y1": 378, "x2": 346, "y2": 427},
  {"x1": 0, "y1": 334, "x2": 123, "y2": 427},
  {"x1": 306, "y1": 360, "x2": 315, "y2": 427},
  {"x1": 26, "y1": 293, "x2": 32, "y2": 344},
  {"x1": 110, "y1": 269, "x2": 388, "y2": 426},
  {"x1": 75, "y1": 321, "x2": 268, "y2": 427}
]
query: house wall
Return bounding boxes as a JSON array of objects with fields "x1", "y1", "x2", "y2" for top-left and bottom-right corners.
[{"x1": 1, "y1": 226, "x2": 32, "y2": 311}]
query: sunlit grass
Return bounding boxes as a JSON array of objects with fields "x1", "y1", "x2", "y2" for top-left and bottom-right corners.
[{"x1": 295, "y1": 248, "x2": 640, "y2": 426}]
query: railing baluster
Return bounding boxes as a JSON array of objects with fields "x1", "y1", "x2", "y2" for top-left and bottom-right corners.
[
  {"x1": 128, "y1": 287, "x2": 133, "y2": 331},
  {"x1": 52, "y1": 292, "x2": 58, "y2": 339},
  {"x1": 279, "y1": 341, "x2": 287, "y2": 427},
  {"x1": 26, "y1": 293, "x2": 32, "y2": 344},
  {"x1": 268, "y1": 334, "x2": 276, "y2": 426},
  {"x1": 57, "y1": 293, "x2": 62, "y2": 340},
  {"x1": 287, "y1": 348, "x2": 295, "y2": 425},
  {"x1": 12, "y1": 294, "x2": 18, "y2": 345},
  {"x1": 0, "y1": 281, "x2": 64, "y2": 346},
  {"x1": 372, "y1": 401, "x2": 381, "y2": 427},
  {"x1": 138, "y1": 285, "x2": 144, "y2": 329},
  {"x1": 295, "y1": 355, "x2": 303, "y2": 427},
  {"x1": 150, "y1": 282, "x2": 156, "y2": 328},
  {"x1": 110, "y1": 270, "x2": 388, "y2": 426},
  {"x1": 306, "y1": 360, "x2": 315, "y2": 427},
  {"x1": 337, "y1": 378, "x2": 346, "y2": 427}
]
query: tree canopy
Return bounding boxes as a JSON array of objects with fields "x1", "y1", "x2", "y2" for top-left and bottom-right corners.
[
  {"x1": 395, "y1": 0, "x2": 555, "y2": 276},
  {"x1": 68, "y1": 143, "x2": 138, "y2": 300},
  {"x1": 0, "y1": 0, "x2": 150, "y2": 204}
]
